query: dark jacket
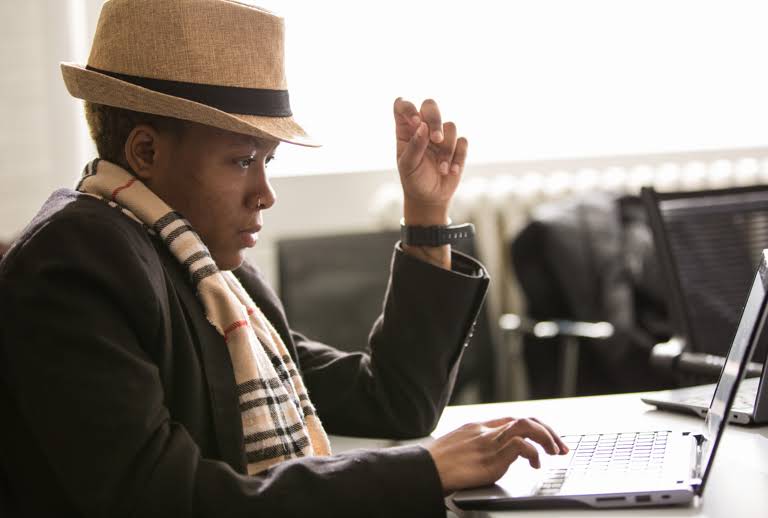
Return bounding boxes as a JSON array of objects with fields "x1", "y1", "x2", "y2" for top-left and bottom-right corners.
[
  {"x1": 0, "y1": 190, "x2": 489, "y2": 518},
  {"x1": 511, "y1": 193, "x2": 672, "y2": 396}
]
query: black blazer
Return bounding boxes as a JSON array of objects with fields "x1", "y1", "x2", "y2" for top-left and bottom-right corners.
[{"x1": 0, "y1": 190, "x2": 489, "y2": 517}]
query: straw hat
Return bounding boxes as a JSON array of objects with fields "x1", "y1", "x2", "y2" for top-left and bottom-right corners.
[{"x1": 61, "y1": 0, "x2": 318, "y2": 147}]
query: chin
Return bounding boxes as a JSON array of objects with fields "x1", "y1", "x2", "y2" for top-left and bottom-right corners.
[{"x1": 213, "y1": 252, "x2": 246, "y2": 272}]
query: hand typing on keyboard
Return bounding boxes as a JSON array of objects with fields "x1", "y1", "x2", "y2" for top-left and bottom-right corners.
[
  {"x1": 427, "y1": 417, "x2": 569, "y2": 494},
  {"x1": 536, "y1": 431, "x2": 671, "y2": 495}
]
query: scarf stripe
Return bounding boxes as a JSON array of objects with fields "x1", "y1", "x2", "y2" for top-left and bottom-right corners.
[
  {"x1": 245, "y1": 422, "x2": 305, "y2": 443},
  {"x1": 77, "y1": 159, "x2": 331, "y2": 475}
]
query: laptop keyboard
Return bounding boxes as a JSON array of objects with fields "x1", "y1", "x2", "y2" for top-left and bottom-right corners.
[{"x1": 537, "y1": 431, "x2": 670, "y2": 496}]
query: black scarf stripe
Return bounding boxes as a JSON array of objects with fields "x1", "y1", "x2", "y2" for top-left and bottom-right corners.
[
  {"x1": 244, "y1": 422, "x2": 305, "y2": 444},
  {"x1": 154, "y1": 211, "x2": 184, "y2": 233},
  {"x1": 265, "y1": 350, "x2": 298, "y2": 380},
  {"x1": 163, "y1": 224, "x2": 193, "y2": 247},
  {"x1": 265, "y1": 398, "x2": 293, "y2": 459},
  {"x1": 264, "y1": 349, "x2": 294, "y2": 381},
  {"x1": 277, "y1": 427, "x2": 309, "y2": 459},
  {"x1": 246, "y1": 437, "x2": 310, "y2": 464},
  {"x1": 191, "y1": 264, "x2": 219, "y2": 286},
  {"x1": 76, "y1": 158, "x2": 101, "y2": 191},
  {"x1": 237, "y1": 377, "x2": 284, "y2": 396},
  {"x1": 239, "y1": 393, "x2": 291, "y2": 412},
  {"x1": 182, "y1": 250, "x2": 211, "y2": 269}
]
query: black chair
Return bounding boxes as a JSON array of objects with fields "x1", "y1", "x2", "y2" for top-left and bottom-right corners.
[
  {"x1": 505, "y1": 193, "x2": 674, "y2": 399},
  {"x1": 641, "y1": 185, "x2": 768, "y2": 385},
  {"x1": 276, "y1": 230, "x2": 498, "y2": 404}
]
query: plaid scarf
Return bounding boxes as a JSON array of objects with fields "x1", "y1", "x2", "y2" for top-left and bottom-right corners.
[{"x1": 77, "y1": 159, "x2": 331, "y2": 474}]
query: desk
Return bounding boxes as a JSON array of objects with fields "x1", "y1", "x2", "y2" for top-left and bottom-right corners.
[{"x1": 330, "y1": 391, "x2": 768, "y2": 518}]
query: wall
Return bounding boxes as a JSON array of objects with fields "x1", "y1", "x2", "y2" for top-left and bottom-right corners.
[{"x1": 0, "y1": 0, "x2": 98, "y2": 243}]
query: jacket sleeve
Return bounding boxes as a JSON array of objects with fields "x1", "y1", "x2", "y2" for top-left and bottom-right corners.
[
  {"x1": 294, "y1": 245, "x2": 490, "y2": 439},
  {"x1": 0, "y1": 216, "x2": 446, "y2": 518}
]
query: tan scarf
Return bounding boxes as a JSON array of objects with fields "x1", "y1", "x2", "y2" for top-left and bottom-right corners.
[{"x1": 77, "y1": 159, "x2": 331, "y2": 474}]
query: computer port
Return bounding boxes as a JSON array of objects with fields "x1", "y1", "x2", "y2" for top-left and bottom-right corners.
[
  {"x1": 635, "y1": 495, "x2": 651, "y2": 503},
  {"x1": 596, "y1": 496, "x2": 626, "y2": 502}
]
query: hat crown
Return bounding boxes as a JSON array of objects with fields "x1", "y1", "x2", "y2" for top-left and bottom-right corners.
[{"x1": 88, "y1": 0, "x2": 286, "y2": 89}]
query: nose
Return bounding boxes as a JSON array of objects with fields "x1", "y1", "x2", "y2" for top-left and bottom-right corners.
[{"x1": 245, "y1": 167, "x2": 277, "y2": 211}]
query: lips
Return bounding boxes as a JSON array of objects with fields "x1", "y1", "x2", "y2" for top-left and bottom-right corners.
[
  {"x1": 238, "y1": 229, "x2": 259, "y2": 248},
  {"x1": 240, "y1": 225, "x2": 262, "y2": 234},
  {"x1": 237, "y1": 221, "x2": 261, "y2": 247}
]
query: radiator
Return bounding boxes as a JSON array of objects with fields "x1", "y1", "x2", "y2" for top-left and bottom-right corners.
[{"x1": 370, "y1": 147, "x2": 768, "y2": 345}]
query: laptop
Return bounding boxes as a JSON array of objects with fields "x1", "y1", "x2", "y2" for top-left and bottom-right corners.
[
  {"x1": 452, "y1": 250, "x2": 768, "y2": 510},
  {"x1": 641, "y1": 367, "x2": 768, "y2": 424},
  {"x1": 639, "y1": 187, "x2": 768, "y2": 424}
]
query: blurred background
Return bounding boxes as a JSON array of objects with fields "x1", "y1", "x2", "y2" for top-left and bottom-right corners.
[{"x1": 3, "y1": 0, "x2": 768, "y2": 405}]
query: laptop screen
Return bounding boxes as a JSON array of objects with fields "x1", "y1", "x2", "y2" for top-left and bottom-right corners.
[{"x1": 698, "y1": 250, "x2": 768, "y2": 492}]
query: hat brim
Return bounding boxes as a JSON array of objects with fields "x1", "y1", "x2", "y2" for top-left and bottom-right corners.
[{"x1": 61, "y1": 63, "x2": 320, "y2": 147}]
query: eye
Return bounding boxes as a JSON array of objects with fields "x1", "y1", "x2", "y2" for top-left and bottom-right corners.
[
  {"x1": 266, "y1": 155, "x2": 276, "y2": 167},
  {"x1": 236, "y1": 157, "x2": 257, "y2": 170}
]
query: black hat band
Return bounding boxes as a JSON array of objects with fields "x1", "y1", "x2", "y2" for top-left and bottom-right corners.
[{"x1": 86, "y1": 65, "x2": 292, "y2": 117}]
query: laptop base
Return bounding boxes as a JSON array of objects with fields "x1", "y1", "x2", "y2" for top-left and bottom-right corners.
[
  {"x1": 452, "y1": 430, "x2": 698, "y2": 510},
  {"x1": 452, "y1": 489, "x2": 695, "y2": 510},
  {"x1": 642, "y1": 377, "x2": 762, "y2": 425}
]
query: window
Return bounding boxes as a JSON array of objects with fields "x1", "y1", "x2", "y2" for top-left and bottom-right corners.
[{"x1": 257, "y1": 0, "x2": 768, "y2": 176}]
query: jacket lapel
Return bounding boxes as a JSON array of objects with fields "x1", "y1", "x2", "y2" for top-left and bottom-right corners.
[{"x1": 155, "y1": 243, "x2": 247, "y2": 474}]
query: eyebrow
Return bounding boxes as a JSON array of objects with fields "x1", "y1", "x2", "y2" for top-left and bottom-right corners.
[{"x1": 228, "y1": 136, "x2": 279, "y2": 152}]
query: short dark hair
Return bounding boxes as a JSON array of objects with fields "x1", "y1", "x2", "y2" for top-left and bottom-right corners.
[{"x1": 83, "y1": 102, "x2": 186, "y2": 170}]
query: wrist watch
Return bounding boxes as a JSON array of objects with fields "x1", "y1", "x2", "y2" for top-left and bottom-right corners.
[{"x1": 400, "y1": 218, "x2": 475, "y2": 247}]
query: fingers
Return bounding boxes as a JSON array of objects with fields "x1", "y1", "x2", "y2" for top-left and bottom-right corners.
[
  {"x1": 393, "y1": 97, "x2": 422, "y2": 140},
  {"x1": 503, "y1": 436, "x2": 541, "y2": 469},
  {"x1": 451, "y1": 137, "x2": 468, "y2": 176},
  {"x1": 420, "y1": 98, "x2": 444, "y2": 144},
  {"x1": 395, "y1": 96, "x2": 467, "y2": 177},
  {"x1": 505, "y1": 418, "x2": 561, "y2": 456},
  {"x1": 436, "y1": 122, "x2": 457, "y2": 175},
  {"x1": 530, "y1": 417, "x2": 569, "y2": 454},
  {"x1": 516, "y1": 418, "x2": 561, "y2": 455},
  {"x1": 397, "y1": 122, "x2": 430, "y2": 176},
  {"x1": 393, "y1": 97, "x2": 421, "y2": 126},
  {"x1": 482, "y1": 416, "x2": 517, "y2": 428}
]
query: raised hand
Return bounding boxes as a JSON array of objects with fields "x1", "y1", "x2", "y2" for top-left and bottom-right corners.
[{"x1": 393, "y1": 97, "x2": 468, "y2": 223}]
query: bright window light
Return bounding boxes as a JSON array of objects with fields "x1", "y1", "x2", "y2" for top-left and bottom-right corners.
[{"x1": 253, "y1": 1, "x2": 768, "y2": 176}]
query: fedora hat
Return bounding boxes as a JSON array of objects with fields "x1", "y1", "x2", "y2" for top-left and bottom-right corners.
[{"x1": 61, "y1": 0, "x2": 318, "y2": 147}]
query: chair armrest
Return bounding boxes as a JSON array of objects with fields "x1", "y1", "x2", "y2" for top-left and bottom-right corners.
[
  {"x1": 677, "y1": 353, "x2": 763, "y2": 378},
  {"x1": 650, "y1": 337, "x2": 764, "y2": 378},
  {"x1": 497, "y1": 313, "x2": 614, "y2": 399},
  {"x1": 498, "y1": 313, "x2": 614, "y2": 339}
]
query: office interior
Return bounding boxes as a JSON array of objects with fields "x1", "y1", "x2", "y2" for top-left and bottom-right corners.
[
  {"x1": 1, "y1": 3, "x2": 767, "y2": 514},
  {"x1": 0, "y1": 0, "x2": 768, "y2": 518}
]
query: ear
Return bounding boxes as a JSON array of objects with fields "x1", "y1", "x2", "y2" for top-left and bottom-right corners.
[{"x1": 124, "y1": 124, "x2": 163, "y2": 181}]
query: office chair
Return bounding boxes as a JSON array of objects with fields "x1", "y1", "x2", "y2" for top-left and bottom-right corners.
[
  {"x1": 641, "y1": 185, "x2": 768, "y2": 385},
  {"x1": 276, "y1": 230, "x2": 498, "y2": 404},
  {"x1": 505, "y1": 194, "x2": 674, "y2": 399}
]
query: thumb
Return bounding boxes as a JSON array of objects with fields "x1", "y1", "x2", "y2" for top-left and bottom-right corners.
[{"x1": 398, "y1": 122, "x2": 429, "y2": 176}]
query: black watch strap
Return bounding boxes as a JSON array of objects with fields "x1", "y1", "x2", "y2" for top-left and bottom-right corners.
[{"x1": 400, "y1": 221, "x2": 475, "y2": 247}]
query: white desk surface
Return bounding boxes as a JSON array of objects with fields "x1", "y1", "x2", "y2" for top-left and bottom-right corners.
[{"x1": 329, "y1": 391, "x2": 768, "y2": 518}]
